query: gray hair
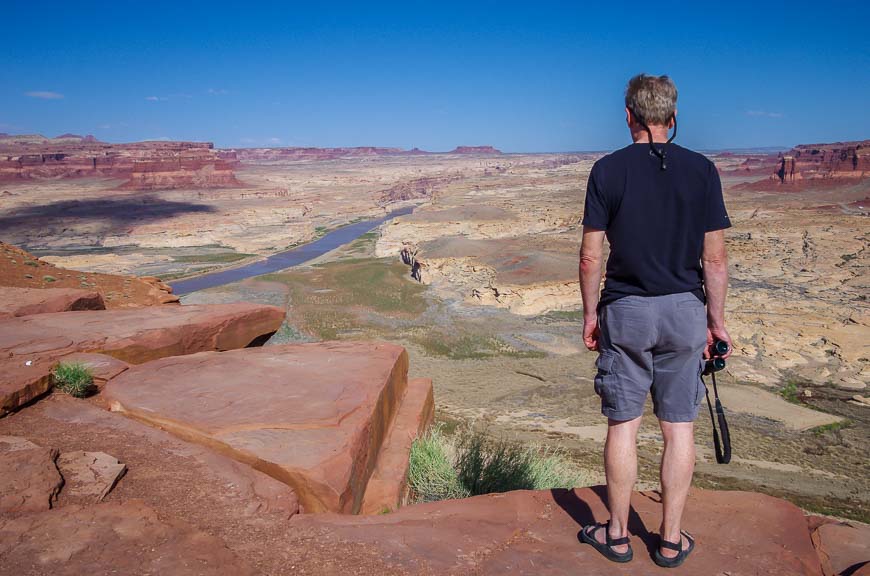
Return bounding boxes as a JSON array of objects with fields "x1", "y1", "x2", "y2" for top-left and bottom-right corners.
[{"x1": 625, "y1": 74, "x2": 677, "y2": 126}]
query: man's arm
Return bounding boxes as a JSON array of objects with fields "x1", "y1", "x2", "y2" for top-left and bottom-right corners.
[
  {"x1": 702, "y1": 229, "x2": 732, "y2": 358},
  {"x1": 580, "y1": 227, "x2": 606, "y2": 350}
]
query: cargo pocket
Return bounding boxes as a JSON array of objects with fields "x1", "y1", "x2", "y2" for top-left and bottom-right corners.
[{"x1": 594, "y1": 351, "x2": 619, "y2": 411}]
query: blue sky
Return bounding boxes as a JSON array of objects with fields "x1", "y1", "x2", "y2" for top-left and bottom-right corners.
[{"x1": 1, "y1": 1, "x2": 867, "y2": 152}]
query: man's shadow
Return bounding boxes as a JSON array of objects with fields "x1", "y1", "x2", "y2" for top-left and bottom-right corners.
[{"x1": 551, "y1": 485, "x2": 659, "y2": 558}]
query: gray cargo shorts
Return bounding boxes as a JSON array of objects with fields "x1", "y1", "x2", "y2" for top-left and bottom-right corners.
[{"x1": 594, "y1": 292, "x2": 708, "y2": 423}]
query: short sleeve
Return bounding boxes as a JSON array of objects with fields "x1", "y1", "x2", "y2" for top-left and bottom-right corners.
[
  {"x1": 705, "y1": 162, "x2": 731, "y2": 232},
  {"x1": 581, "y1": 164, "x2": 609, "y2": 230}
]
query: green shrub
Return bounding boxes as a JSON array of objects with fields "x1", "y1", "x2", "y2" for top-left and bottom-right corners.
[
  {"x1": 42, "y1": 275, "x2": 57, "y2": 283},
  {"x1": 52, "y1": 362, "x2": 95, "y2": 398},
  {"x1": 408, "y1": 424, "x2": 591, "y2": 504},
  {"x1": 408, "y1": 425, "x2": 469, "y2": 503},
  {"x1": 780, "y1": 380, "x2": 801, "y2": 403}
]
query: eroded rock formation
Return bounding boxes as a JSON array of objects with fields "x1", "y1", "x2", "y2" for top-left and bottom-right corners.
[
  {"x1": 772, "y1": 140, "x2": 869, "y2": 184},
  {"x1": 0, "y1": 242, "x2": 178, "y2": 307},
  {"x1": 0, "y1": 133, "x2": 240, "y2": 189}
]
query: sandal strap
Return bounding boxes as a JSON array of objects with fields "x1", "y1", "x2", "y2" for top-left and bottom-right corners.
[
  {"x1": 608, "y1": 535, "x2": 631, "y2": 546},
  {"x1": 660, "y1": 538, "x2": 682, "y2": 551},
  {"x1": 604, "y1": 521, "x2": 630, "y2": 547}
]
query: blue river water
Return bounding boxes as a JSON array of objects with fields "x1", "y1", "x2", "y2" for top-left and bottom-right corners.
[{"x1": 169, "y1": 206, "x2": 413, "y2": 295}]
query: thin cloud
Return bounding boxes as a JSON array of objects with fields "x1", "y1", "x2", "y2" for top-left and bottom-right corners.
[
  {"x1": 746, "y1": 110, "x2": 784, "y2": 119},
  {"x1": 207, "y1": 88, "x2": 228, "y2": 95},
  {"x1": 268, "y1": 137, "x2": 281, "y2": 144},
  {"x1": 145, "y1": 96, "x2": 167, "y2": 102},
  {"x1": 25, "y1": 91, "x2": 64, "y2": 100}
]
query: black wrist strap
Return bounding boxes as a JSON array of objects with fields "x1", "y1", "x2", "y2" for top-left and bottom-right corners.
[{"x1": 704, "y1": 370, "x2": 732, "y2": 464}]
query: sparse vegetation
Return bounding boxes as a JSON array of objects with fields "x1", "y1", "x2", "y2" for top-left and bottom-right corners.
[
  {"x1": 809, "y1": 419, "x2": 852, "y2": 436},
  {"x1": 780, "y1": 380, "x2": 801, "y2": 403},
  {"x1": 540, "y1": 309, "x2": 584, "y2": 322},
  {"x1": 52, "y1": 362, "x2": 95, "y2": 398},
  {"x1": 42, "y1": 275, "x2": 56, "y2": 283},
  {"x1": 413, "y1": 333, "x2": 545, "y2": 360},
  {"x1": 408, "y1": 424, "x2": 591, "y2": 503},
  {"x1": 172, "y1": 252, "x2": 254, "y2": 264}
]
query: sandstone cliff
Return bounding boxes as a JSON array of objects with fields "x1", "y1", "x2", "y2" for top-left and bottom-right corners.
[
  {"x1": 0, "y1": 134, "x2": 240, "y2": 190},
  {"x1": 772, "y1": 140, "x2": 869, "y2": 184}
]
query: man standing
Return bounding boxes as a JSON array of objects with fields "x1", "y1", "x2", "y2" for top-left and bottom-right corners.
[{"x1": 578, "y1": 74, "x2": 732, "y2": 568}]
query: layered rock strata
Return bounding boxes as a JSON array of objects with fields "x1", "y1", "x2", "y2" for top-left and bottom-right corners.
[{"x1": 0, "y1": 134, "x2": 240, "y2": 189}]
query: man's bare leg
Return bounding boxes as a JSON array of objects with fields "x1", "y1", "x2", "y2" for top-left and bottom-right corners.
[
  {"x1": 591, "y1": 416, "x2": 642, "y2": 553},
  {"x1": 659, "y1": 420, "x2": 696, "y2": 558}
]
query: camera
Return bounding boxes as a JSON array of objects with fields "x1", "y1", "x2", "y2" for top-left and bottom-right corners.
[{"x1": 703, "y1": 340, "x2": 729, "y2": 375}]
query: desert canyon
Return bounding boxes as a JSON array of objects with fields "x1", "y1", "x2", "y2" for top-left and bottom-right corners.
[{"x1": 0, "y1": 133, "x2": 867, "y2": 575}]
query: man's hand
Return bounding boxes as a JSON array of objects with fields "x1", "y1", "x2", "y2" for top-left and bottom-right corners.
[
  {"x1": 705, "y1": 325, "x2": 733, "y2": 359},
  {"x1": 583, "y1": 317, "x2": 600, "y2": 351}
]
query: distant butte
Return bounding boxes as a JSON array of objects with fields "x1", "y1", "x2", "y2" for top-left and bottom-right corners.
[{"x1": 449, "y1": 145, "x2": 502, "y2": 154}]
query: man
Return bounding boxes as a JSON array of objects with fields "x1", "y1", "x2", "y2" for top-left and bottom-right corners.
[{"x1": 577, "y1": 74, "x2": 732, "y2": 568}]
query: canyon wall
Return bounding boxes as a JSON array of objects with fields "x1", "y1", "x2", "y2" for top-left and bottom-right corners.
[
  {"x1": 772, "y1": 140, "x2": 869, "y2": 183},
  {"x1": 0, "y1": 134, "x2": 239, "y2": 190}
]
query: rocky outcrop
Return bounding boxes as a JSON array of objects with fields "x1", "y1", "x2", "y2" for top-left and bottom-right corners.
[
  {"x1": 0, "y1": 302, "x2": 284, "y2": 364},
  {"x1": 120, "y1": 150, "x2": 241, "y2": 190},
  {"x1": 772, "y1": 140, "x2": 869, "y2": 184},
  {"x1": 0, "y1": 302, "x2": 284, "y2": 416},
  {"x1": 0, "y1": 134, "x2": 240, "y2": 190},
  {"x1": 0, "y1": 287, "x2": 105, "y2": 318},
  {"x1": 291, "y1": 486, "x2": 828, "y2": 575},
  {"x1": 377, "y1": 175, "x2": 461, "y2": 206},
  {"x1": 104, "y1": 342, "x2": 433, "y2": 514},
  {"x1": 0, "y1": 500, "x2": 255, "y2": 575},
  {"x1": 0, "y1": 242, "x2": 178, "y2": 307}
]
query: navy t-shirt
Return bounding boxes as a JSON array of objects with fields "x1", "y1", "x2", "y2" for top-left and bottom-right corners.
[{"x1": 581, "y1": 142, "x2": 731, "y2": 307}]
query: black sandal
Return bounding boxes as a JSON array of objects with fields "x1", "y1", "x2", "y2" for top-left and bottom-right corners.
[
  {"x1": 654, "y1": 530, "x2": 695, "y2": 568},
  {"x1": 579, "y1": 521, "x2": 633, "y2": 563}
]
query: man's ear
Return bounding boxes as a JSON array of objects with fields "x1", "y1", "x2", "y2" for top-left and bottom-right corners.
[
  {"x1": 625, "y1": 107, "x2": 633, "y2": 127},
  {"x1": 669, "y1": 109, "x2": 677, "y2": 129}
]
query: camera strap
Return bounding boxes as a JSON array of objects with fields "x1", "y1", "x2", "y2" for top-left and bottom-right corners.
[
  {"x1": 703, "y1": 370, "x2": 732, "y2": 464},
  {"x1": 629, "y1": 108, "x2": 677, "y2": 170}
]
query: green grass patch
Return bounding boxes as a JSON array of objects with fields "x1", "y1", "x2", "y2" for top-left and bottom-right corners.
[
  {"x1": 809, "y1": 419, "x2": 852, "y2": 436},
  {"x1": 42, "y1": 275, "x2": 56, "y2": 283},
  {"x1": 261, "y1": 258, "x2": 427, "y2": 340},
  {"x1": 172, "y1": 252, "x2": 254, "y2": 264},
  {"x1": 408, "y1": 424, "x2": 591, "y2": 503},
  {"x1": 413, "y1": 333, "x2": 546, "y2": 360},
  {"x1": 52, "y1": 362, "x2": 95, "y2": 398}
]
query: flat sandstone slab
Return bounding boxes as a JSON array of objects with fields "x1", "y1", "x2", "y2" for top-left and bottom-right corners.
[
  {"x1": 0, "y1": 303, "x2": 283, "y2": 417},
  {"x1": 0, "y1": 500, "x2": 254, "y2": 576},
  {"x1": 291, "y1": 486, "x2": 824, "y2": 575},
  {"x1": 0, "y1": 286, "x2": 105, "y2": 319},
  {"x1": 104, "y1": 341, "x2": 409, "y2": 513},
  {"x1": 0, "y1": 302, "x2": 285, "y2": 365}
]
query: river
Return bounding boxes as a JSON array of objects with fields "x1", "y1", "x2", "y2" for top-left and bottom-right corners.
[{"x1": 169, "y1": 206, "x2": 413, "y2": 295}]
